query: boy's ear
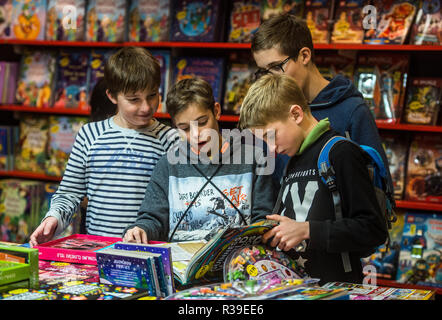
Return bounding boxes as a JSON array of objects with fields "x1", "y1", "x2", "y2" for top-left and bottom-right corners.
[
  {"x1": 298, "y1": 47, "x2": 312, "y2": 66},
  {"x1": 289, "y1": 104, "x2": 304, "y2": 124},
  {"x1": 213, "y1": 102, "x2": 221, "y2": 120},
  {"x1": 105, "y1": 89, "x2": 118, "y2": 105}
]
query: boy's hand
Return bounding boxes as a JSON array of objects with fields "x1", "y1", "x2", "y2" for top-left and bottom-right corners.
[
  {"x1": 29, "y1": 217, "x2": 58, "y2": 247},
  {"x1": 262, "y1": 214, "x2": 310, "y2": 251},
  {"x1": 123, "y1": 226, "x2": 149, "y2": 244}
]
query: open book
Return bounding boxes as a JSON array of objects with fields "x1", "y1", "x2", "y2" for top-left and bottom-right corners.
[{"x1": 153, "y1": 220, "x2": 278, "y2": 286}]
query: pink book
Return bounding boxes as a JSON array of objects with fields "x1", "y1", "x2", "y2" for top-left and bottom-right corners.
[
  {"x1": 35, "y1": 234, "x2": 122, "y2": 265},
  {"x1": 0, "y1": 62, "x2": 5, "y2": 103}
]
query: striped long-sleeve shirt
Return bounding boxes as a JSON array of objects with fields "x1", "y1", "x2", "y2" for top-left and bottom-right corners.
[{"x1": 44, "y1": 117, "x2": 180, "y2": 237}]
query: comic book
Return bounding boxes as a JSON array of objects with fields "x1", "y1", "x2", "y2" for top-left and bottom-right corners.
[
  {"x1": 15, "y1": 50, "x2": 57, "y2": 108},
  {"x1": 170, "y1": 0, "x2": 225, "y2": 42},
  {"x1": 1, "y1": 281, "x2": 150, "y2": 299},
  {"x1": 151, "y1": 50, "x2": 171, "y2": 113},
  {"x1": 404, "y1": 134, "x2": 442, "y2": 203},
  {"x1": 363, "y1": 0, "x2": 418, "y2": 45},
  {"x1": 396, "y1": 212, "x2": 442, "y2": 289},
  {"x1": 361, "y1": 210, "x2": 406, "y2": 280},
  {"x1": 155, "y1": 220, "x2": 278, "y2": 286},
  {"x1": 173, "y1": 56, "x2": 225, "y2": 103},
  {"x1": 228, "y1": 0, "x2": 260, "y2": 43},
  {"x1": 45, "y1": 0, "x2": 86, "y2": 41},
  {"x1": 45, "y1": 116, "x2": 88, "y2": 177},
  {"x1": 128, "y1": 0, "x2": 170, "y2": 42},
  {"x1": 354, "y1": 53, "x2": 409, "y2": 123},
  {"x1": 223, "y1": 58, "x2": 256, "y2": 115},
  {"x1": 260, "y1": 0, "x2": 304, "y2": 22},
  {"x1": 0, "y1": 179, "x2": 44, "y2": 244},
  {"x1": 331, "y1": 0, "x2": 369, "y2": 44},
  {"x1": 380, "y1": 132, "x2": 410, "y2": 199},
  {"x1": 403, "y1": 77, "x2": 442, "y2": 125},
  {"x1": 52, "y1": 50, "x2": 90, "y2": 110},
  {"x1": 85, "y1": 0, "x2": 126, "y2": 42},
  {"x1": 0, "y1": 0, "x2": 13, "y2": 39},
  {"x1": 410, "y1": 0, "x2": 442, "y2": 45},
  {"x1": 34, "y1": 234, "x2": 122, "y2": 265},
  {"x1": 315, "y1": 51, "x2": 356, "y2": 81},
  {"x1": 38, "y1": 260, "x2": 99, "y2": 285},
  {"x1": 304, "y1": 0, "x2": 333, "y2": 44},
  {"x1": 113, "y1": 241, "x2": 175, "y2": 296},
  {"x1": 96, "y1": 248, "x2": 163, "y2": 297},
  {"x1": 0, "y1": 243, "x2": 39, "y2": 289},
  {"x1": 10, "y1": 0, "x2": 46, "y2": 40}
]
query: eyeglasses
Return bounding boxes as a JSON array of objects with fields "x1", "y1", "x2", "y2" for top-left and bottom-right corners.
[{"x1": 254, "y1": 56, "x2": 293, "y2": 81}]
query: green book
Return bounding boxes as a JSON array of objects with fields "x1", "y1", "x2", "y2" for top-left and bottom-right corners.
[
  {"x1": 0, "y1": 261, "x2": 30, "y2": 286},
  {"x1": 0, "y1": 279, "x2": 30, "y2": 293},
  {"x1": 0, "y1": 244, "x2": 39, "y2": 289}
]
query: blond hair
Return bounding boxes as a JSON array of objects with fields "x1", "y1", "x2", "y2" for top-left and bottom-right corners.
[{"x1": 239, "y1": 73, "x2": 309, "y2": 129}]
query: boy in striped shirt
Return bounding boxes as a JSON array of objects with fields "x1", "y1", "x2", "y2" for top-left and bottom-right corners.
[{"x1": 30, "y1": 47, "x2": 179, "y2": 246}]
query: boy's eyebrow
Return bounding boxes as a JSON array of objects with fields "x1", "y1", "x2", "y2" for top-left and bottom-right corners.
[{"x1": 176, "y1": 115, "x2": 208, "y2": 127}]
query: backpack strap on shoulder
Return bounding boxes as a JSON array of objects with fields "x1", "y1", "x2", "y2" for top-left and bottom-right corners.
[{"x1": 318, "y1": 136, "x2": 353, "y2": 273}]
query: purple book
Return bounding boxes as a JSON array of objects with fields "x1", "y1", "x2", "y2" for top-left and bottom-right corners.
[
  {"x1": 6, "y1": 62, "x2": 18, "y2": 104},
  {"x1": 0, "y1": 62, "x2": 5, "y2": 103}
]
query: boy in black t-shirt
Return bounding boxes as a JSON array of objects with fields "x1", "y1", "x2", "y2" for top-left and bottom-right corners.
[{"x1": 239, "y1": 73, "x2": 388, "y2": 284}]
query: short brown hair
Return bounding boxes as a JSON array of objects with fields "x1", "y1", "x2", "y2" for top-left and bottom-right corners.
[
  {"x1": 104, "y1": 46, "x2": 160, "y2": 98},
  {"x1": 251, "y1": 13, "x2": 315, "y2": 62},
  {"x1": 239, "y1": 73, "x2": 309, "y2": 129},
  {"x1": 166, "y1": 77, "x2": 215, "y2": 120}
]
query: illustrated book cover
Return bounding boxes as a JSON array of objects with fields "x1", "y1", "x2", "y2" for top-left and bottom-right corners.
[
  {"x1": 85, "y1": 0, "x2": 126, "y2": 42},
  {"x1": 304, "y1": 0, "x2": 334, "y2": 44},
  {"x1": 410, "y1": 0, "x2": 442, "y2": 45},
  {"x1": 10, "y1": 0, "x2": 47, "y2": 40},
  {"x1": 227, "y1": 0, "x2": 260, "y2": 43},
  {"x1": 45, "y1": 0, "x2": 86, "y2": 41},
  {"x1": 260, "y1": 0, "x2": 304, "y2": 22},
  {"x1": 331, "y1": 0, "x2": 369, "y2": 44}
]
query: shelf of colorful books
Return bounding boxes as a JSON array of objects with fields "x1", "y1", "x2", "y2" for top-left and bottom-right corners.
[
  {"x1": 376, "y1": 279, "x2": 442, "y2": 296},
  {"x1": 395, "y1": 200, "x2": 442, "y2": 212},
  {"x1": 1, "y1": 40, "x2": 441, "y2": 52},
  {"x1": 0, "y1": 170, "x2": 61, "y2": 182},
  {"x1": 0, "y1": 105, "x2": 91, "y2": 115},
  {"x1": 376, "y1": 121, "x2": 442, "y2": 133}
]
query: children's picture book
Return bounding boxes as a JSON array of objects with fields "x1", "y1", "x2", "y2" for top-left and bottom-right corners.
[
  {"x1": 45, "y1": 116, "x2": 88, "y2": 177},
  {"x1": 0, "y1": 260, "x2": 30, "y2": 286},
  {"x1": 227, "y1": 0, "x2": 260, "y2": 43},
  {"x1": 1, "y1": 280, "x2": 150, "y2": 300},
  {"x1": 10, "y1": 0, "x2": 46, "y2": 40},
  {"x1": 52, "y1": 50, "x2": 90, "y2": 110},
  {"x1": 323, "y1": 281, "x2": 435, "y2": 300},
  {"x1": 113, "y1": 241, "x2": 175, "y2": 296},
  {"x1": 173, "y1": 56, "x2": 225, "y2": 103},
  {"x1": 315, "y1": 51, "x2": 356, "y2": 81},
  {"x1": 151, "y1": 50, "x2": 171, "y2": 113},
  {"x1": 410, "y1": 0, "x2": 442, "y2": 45},
  {"x1": 363, "y1": 0, "x2": 418, "y2": 45},
  {"x1": 331, "y1": 0, "x2": 368, "y2": 44},
  {"x1": 87, "y1": 49, "x2": 114, "y2": 103},
  {"x1": 0, "y1": 242, "x2": 39, "y2": 289},
  {"x1": 361, "y1": 210, "x2": 406, "y2": 280},
  {"x1": 170, "y1": 0, "x2": 224, "y2": 42},
  {"x1": 96, "y1": 248, "x2": 163, "y2": 297},
  {"x1": 403, "y1": 77, "x2": 442, "y2": 125},
  {"x1": 85, "y1": 0, "x2": 126, "y2": 42},
  {"x1": 405, "y1": 134, "x2": 442, "y2": 203},
  {"x1": 14, "y1": 115, "x2": 49, "y2": 173},
  {"x1": 128, "y1": 0, "x2": 170, "y2": 42},
  {"x1": 15, "y1": 50, "x2": 57, "y2": 108},
  {"x1": 396, "y1": 212, "x2": 442, "y2": 289},
  {"x1": 38, "y1": 260, "x2": 99, "y2": 285},
  {"x1": 45, "y1": 0, "x2": 86, "y2": 41},
  {"x1": 224, "y1": 244, "x2": 309, "y2": 282},
  {"x1": 165, "y1": 278, "x2": 320, "y2": 300},
  {"x1": 381, "y1": 132, "x2": 409, "y2": 199},
  {"x1": 34, "y1": 234, "x2": 122, "y2": 265},
  {"x1": 223, "y1": 59, "x2": 256, "y2": 115},
  {"x1": 304, "y1": 0, "x2": 333, "y2": 44},
  {"x1": 159, "y1": 220, "x2": 278, "y2": 285},
  {"x1": 260, "y1": 0, "x2": 304, "y2": 22},
  {"x1": 0, "y1": 126, "x2": 14, "y2": 171},
  {"x1": 354, "y1": 53, "x2": 409, "y2": 123},
  {"x1": 0, "y1": 0, "x2": 13, "y2": 39}
]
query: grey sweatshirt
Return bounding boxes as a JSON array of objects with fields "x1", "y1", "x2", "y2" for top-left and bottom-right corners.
[{"x1": 123, "y1": 134, "x2": 277, "y2": 242}]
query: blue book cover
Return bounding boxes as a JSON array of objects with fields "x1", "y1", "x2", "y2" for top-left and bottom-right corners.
[
  {"x1": 96, "y1": 248, "x2": 161, "y2": 297},
  {"x1": 170, "y1": 0, "x2": 223, "y2": 42},
  {"x1": 114, "y1": 242, "x2": 174, "y2": 296},
  {"x1": 173, "y1": 56, "x2": 225, "y2": 103}
]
